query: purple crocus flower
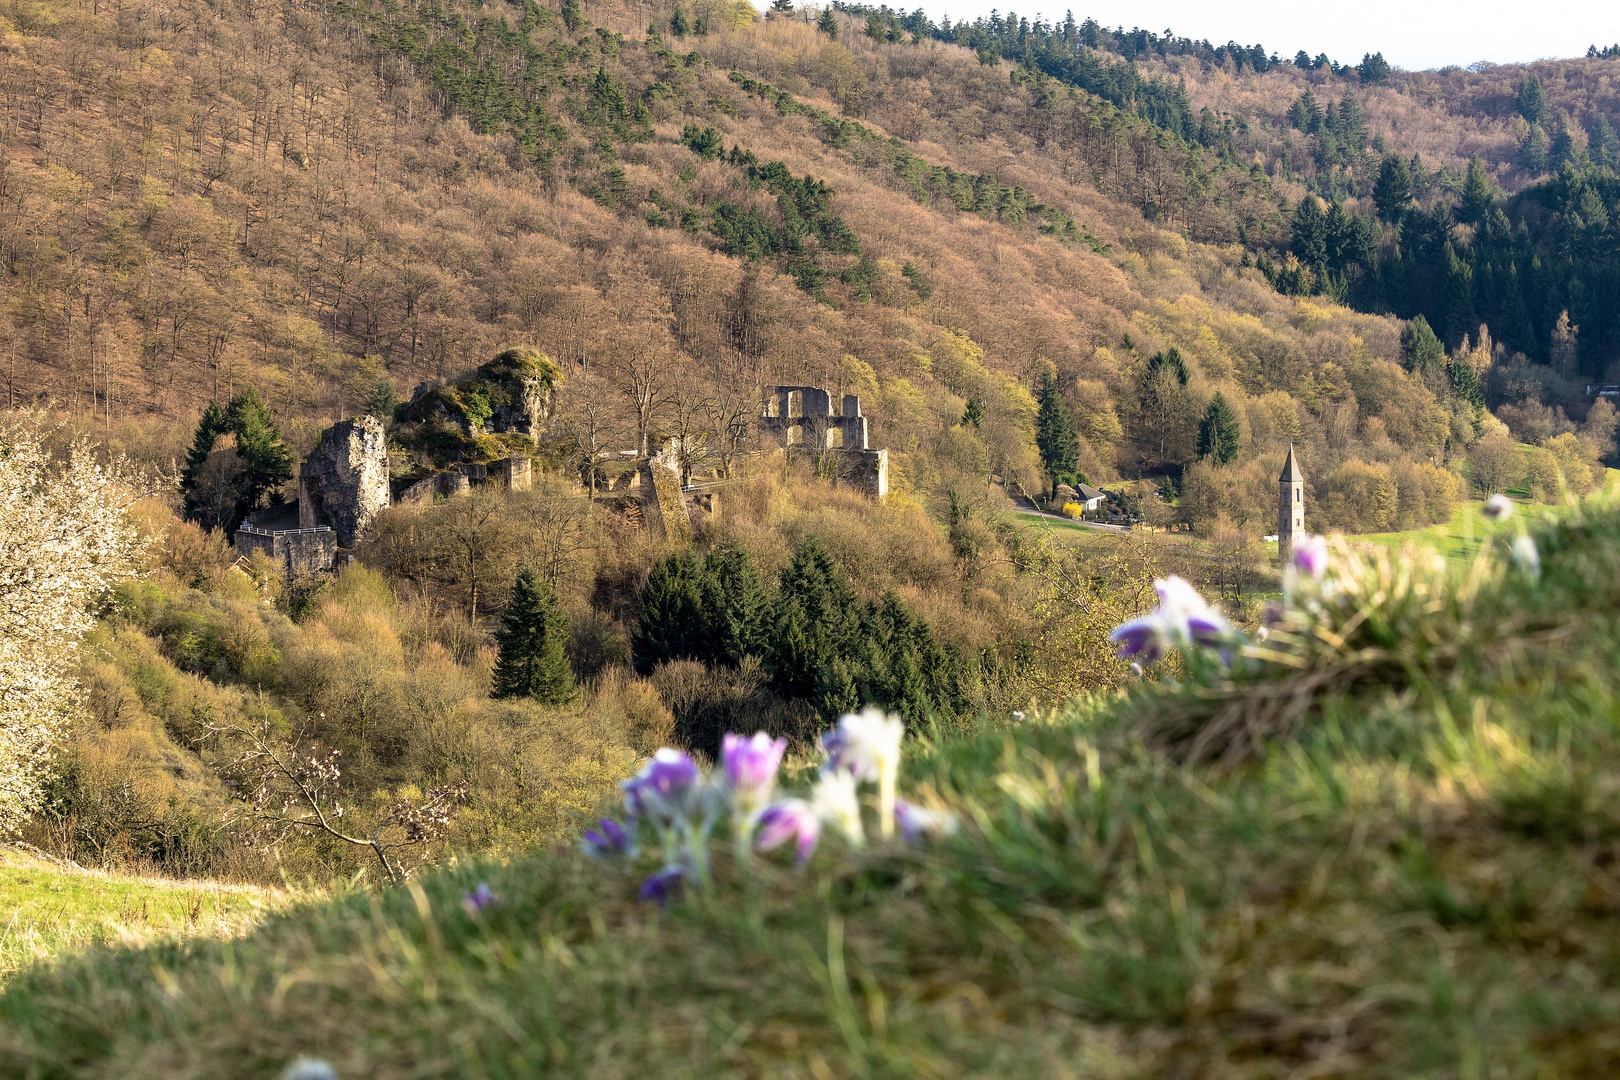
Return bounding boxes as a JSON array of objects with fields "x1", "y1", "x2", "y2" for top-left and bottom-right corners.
[
  {"x1": 622, "y1": 748, "x2": 701, "y2": 821},
  {"x1": 1186, "y1": 608, "x2": 1234, "y2": 647},
  {"x1": 894, "y1": 801, "x2": 958, "y2": 843},
  {"x1": 637, "y1": 865, "x2": 685, "y2": 906},
  {"x1": 461, "y1": 882, "x2": 498, "y2": 916},
  {"x1": 580, "y1": 817, "x2": 636, "y2": 861},
  {"x1": 723, "y1": 732, "x2": 787, "y2": 811},
  {"x1": 755, "y1": 799, "x2": 822, "y2": 866},
  {"x1": 1289, "y1": 533, "x2": 1329, "y2": 580},
  {"x1": 1110, "y1": 613, "x2": 1170, "y2": 662}
]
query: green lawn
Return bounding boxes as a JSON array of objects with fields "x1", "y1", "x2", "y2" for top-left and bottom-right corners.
[
  {"x1": 1359, "y1": 469, "x2": 1620, "y2": 569},
  {"x1": 0, "y1": 848, "x2": 292, "y2": 984},
  {"x1": 1358, "y1": 498, "x2": 1509, "y2": 566}
]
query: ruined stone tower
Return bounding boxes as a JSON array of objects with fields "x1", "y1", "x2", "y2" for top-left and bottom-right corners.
[
  {"x1": 758, "y1": 385, "x2": 889, "y2": 500},
  {"x1": 298, "y1": 416, "x2": 391, "y2": 547},
  {"x1": 1278, "y1": 443, "x2": 1305, "y2": 563}
]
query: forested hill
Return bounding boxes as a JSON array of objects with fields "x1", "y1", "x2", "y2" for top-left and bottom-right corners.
[{"x1": 0, "y1": 0, "x2": 1615, "y2": 538}]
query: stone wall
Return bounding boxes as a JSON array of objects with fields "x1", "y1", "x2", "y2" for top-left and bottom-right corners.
[
  {"x1": 393, "y1": 456, "x2": 531, "y2": 507},
  {"x1": 298, "y1": 416, "x2": 390, "y2": 547},
  {"x1": 759, "y1": 385, "x2": 869, "y2": 450},
  {"x1": 758, "y1": 385, "x2": 887, "y2": 500},
  {"x1": 638, "y1": 451, "x2": 692, "y2": 546},
  {"x1": 234, "y1": 526, "x2": 338, "y2": 574},
  {"x1": 496, "y1": 456, "x2": 532, "y2": 491}
]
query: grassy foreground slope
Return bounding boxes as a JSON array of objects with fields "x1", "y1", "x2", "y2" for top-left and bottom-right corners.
[
  {"x1": 0, "y1": 849, "x2": 290, "y2": 985},
  {"x1": 7, "y1": 508, "x2": 1620, "y2": 1076}
]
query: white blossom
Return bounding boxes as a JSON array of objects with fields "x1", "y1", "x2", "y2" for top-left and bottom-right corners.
[{"x1": 0, "y1": 418, "x2": 149, "y2": 835}]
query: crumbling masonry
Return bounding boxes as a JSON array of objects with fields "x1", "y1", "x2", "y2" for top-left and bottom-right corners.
[{"x1": 758, "y1": 385, "x2": 889, "y2": 499}]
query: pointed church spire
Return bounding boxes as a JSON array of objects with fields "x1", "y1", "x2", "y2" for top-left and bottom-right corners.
[{"x1": 1279, "y1": 442, "x2": 1304, "y2": 483}]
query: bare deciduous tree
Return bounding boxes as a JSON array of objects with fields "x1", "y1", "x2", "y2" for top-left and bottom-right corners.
[
  {"x1": 206, "y1": 710, "x2": 466, "y2": 884},
  {"x1": 557, "y1": 367, "x2": 621, "y2": 499}
]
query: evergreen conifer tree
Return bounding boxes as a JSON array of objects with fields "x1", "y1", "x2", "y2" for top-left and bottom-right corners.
[
  {"x1": 633, "y1": 550, "x2": 705, "y2": 673},
  {"x1": 770, "y1": 0, "x2": 793, "y2": 10},
  {"x1": 365, "y1": 377, "x2": 400, "y2": 420},
  {"x1": 1516, "y1": 75, "x2": 1549, "y2": 126},
  {"x1": 1549, "y1": 124, "x2": 1577, "y2": 171},
  {"x1": 180, "y1": 401, "x2": 230, "y2": 525},
  {"x1": 1400, "y1": 314, "x2": 1446, "y2": 374},
  {"x1": 492, "y1": 566, "x2": 574, "y2": 704},
  {"x1": 1449, "y1": 358, "x2": 1485, "y2": 409},
  {"x1": 816, "y1": 6, "x2": 837, "y2": 38},
  {"x1": 1358, "y1": 52, "x2": 1391, "y2": 86},
  {"x1": 1522, "y1": 124, "x2": 1549, "y2": 174},
  {"x1": 768, "y1": 536, "x2": 860, "y2": 702},
  {"x1": 1587, "y1": 114, "x2": 1619, "y2": 171},
  {"x1": 961, "y1": 397, "x2": 983, "y2": 429},
  {"x1": 699, "y1": 542, "x2": 767, "y2": 665},
  {"x1": 1373, "y1": 153, "x2": 1411, "y2": 223},
  {"x1": 226, "y1": 388, "x2": 294, "y2": 518},
  {"x1": 1034, "y1": 371, "x2": 1079, "y2": 496},
  {"x1": 1408, "y1": 153, "x2": 1432, "y2": 201},
  {"x1": 560, "y1": 0, "x2": 582, "y2": 30},
  {"x1": 1459, "y1": 155, "x2": 1494, "y2": 224},
  {"x1": 670, "y1": 5, "x2": 690, "y2": 35},
  {"x1": 1196, "y1": 393, "x2": 1242, "y2": 465},
  {"x1": 179, "y1": 390, "x2": 292, "y2": 532}
]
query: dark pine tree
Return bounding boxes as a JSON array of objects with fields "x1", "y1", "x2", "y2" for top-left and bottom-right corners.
[
  {"x1": 1458, "y1": 155, "x2": 1494, "y2": 225},
  {"x1": 492, "y1": 566, "x2": 575, "y2": 704},
  {"x1": 226, "y1": 388, "x2": 294, "y2": 521},
  {"x1": 698, "y1": 542, "x2": 768, "y2": 665},
  {"x1": 179, "y1": 400, "x2": 229, "y2": 526},
  {"x1": 816, "y1": 6, "x2": 838, "y2": 38},
  {"x1": 1358, "y1": 52, "x2": 1391, "y2": 86},
  {"x1": 1516, "y1": 74, "x2": 1549, "y2": 126},
  {"x1": 961, "y1": 397, "x2": 983, "y2": 429},
  {"x1": 1522, "y1": 125, "x2": 1549, "y2": 175},
  {"x1": 1400, "y1": 314, "x2": 1446, "y2": 374},
  {"x1": 1196, "y1": 392, "x2": 1243, "y2": 465},
  {"x1": 560, "y1": 0, "x2": 582, "y2": 31},
  {"x1": 633, "y1": 549, "x2": 705, "y2": 673},
  {"x1": 1373, "y1": 153, "x2": 1411, "y2": 224},
  {"x1": 1449, "y1": 358, "x2": 1485, "y2": 409},
  {"x1": 1034, "y1": 371, "x2": 1079, "y2": 497},
  {"x1": 768, "y1": 536, "x2": 861, "y2": 704}
]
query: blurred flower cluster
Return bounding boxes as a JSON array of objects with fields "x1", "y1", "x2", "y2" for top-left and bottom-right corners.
[
  {"x1": 1111, "y1": 506, "x2": 1546, "y2": 763},
  {"x1": 568, "y1": 707, "x2": 956, "y2": 905}
]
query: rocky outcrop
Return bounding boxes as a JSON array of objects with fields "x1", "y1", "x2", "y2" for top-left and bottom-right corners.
[{"x1": 298, "y1": 416, "x2": 390, "y2": 547}]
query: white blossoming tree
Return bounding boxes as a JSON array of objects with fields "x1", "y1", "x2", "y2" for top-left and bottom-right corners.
[{"x1": 0, "y1": 418, "x2": 148, "y2": 836}]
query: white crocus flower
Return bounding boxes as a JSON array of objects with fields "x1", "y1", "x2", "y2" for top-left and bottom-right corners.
[
  {"x1": 819, "y1": 707, "x2": 905, "y2": 838},
  {"x1": 1511, "y1": 534, "x2": 1540, "y2": 579},
  {"x1": 810, "y1": 768, "x2": 865, "y2": 848}
]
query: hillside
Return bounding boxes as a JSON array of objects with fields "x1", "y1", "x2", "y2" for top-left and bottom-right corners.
[
  {"x1": 0, "y1": 0, "x2": 1607, "y2": 536},
  {"x1": 6, "y1": 497, "x2": 1620, "y2": 1076},
  {"x1": 0, "y1": 846, "x2": 289, "y2": 983}
]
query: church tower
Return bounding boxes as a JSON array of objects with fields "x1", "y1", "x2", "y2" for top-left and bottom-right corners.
[{"x1": 1278, "y1": 443, "x2": 1305, "y2": 563}]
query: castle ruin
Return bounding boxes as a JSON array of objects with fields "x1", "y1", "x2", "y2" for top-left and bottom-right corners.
[{"x1": 758, "y1": 385, "x2": 889, "y2": 499}]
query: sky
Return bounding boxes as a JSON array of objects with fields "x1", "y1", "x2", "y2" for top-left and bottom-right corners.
[{"x1": 901, "y1": 0, "x2": 1620, "y2": 71}]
